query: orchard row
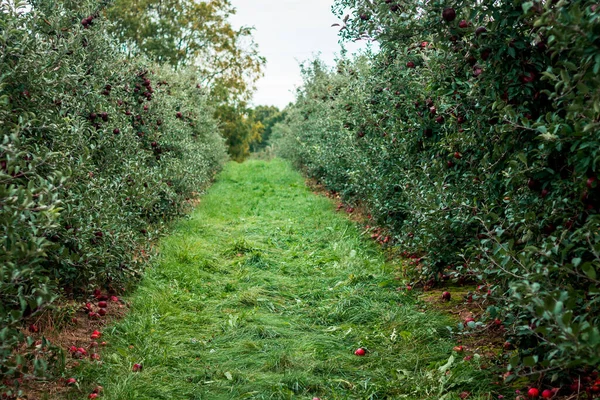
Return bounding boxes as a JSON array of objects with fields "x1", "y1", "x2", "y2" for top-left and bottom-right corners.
[
  {"x1": 275, "y1": 0, "x2": 600, "y2": 388},
  {"x1": 0, "y1": 0, "x2": 226, "y2": 387}
]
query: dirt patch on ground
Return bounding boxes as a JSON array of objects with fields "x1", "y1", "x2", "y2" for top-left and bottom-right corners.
[{"x1": 8, "y1": 295, "x2": 129, "y2": 400}]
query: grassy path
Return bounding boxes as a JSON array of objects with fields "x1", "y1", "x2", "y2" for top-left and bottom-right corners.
[{"x1": 71, "y1": 160, "x2": 493, "y2": 399}]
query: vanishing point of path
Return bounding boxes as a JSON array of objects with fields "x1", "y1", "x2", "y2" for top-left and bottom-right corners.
[{"x1": 71, "y1": 160, "x2": 493, "y2": 399}]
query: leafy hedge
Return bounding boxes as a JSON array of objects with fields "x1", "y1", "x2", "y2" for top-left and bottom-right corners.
[
  {"x1": 275, "y1": 0, "x2": 600, "y2": 382},
  {"x1": 1, "y1": 0, "x2": 226, "y2": 382}
]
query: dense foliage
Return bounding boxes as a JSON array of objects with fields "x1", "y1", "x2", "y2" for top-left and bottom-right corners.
[
  {"x1": 276, "y1": 0, "x2": 600, "y2": 383},
  {"x1": 0, "y1": 0, "x2": 226, "y2": 385}
]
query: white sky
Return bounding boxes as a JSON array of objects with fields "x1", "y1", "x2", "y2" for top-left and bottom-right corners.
[{"x1": 229, "y1": 0, "x2": 370, "y2": 109}]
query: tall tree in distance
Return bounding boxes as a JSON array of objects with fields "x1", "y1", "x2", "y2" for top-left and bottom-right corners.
[
  {"x1": 215, "y1": 105, "x2": 264, "y2": 162},
  {"x1": 107, "y1": 0, "x2": 265, "y2": 104},
  {"x1": 251, "y1": 105, "x2": 287, "y2": 151}
]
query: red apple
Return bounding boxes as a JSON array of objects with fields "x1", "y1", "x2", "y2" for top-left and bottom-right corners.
[
  {"x1": 98, "y1": 301, "x2": 107, "y2": 308},
  {"x1": 442, "y1": 7, "x2": 456, "y2": 22},
  {"x1": 475, "y1": 26, "x2": 487, "y2": 36},
  {"x1": 442, "y1": 291, "x2": 451, "y2": 301},
  {"x1": 541, "y1": 389, "x2": 553, "y2": 398},
  {"x1": 521, "y1": 72, "x2": 536, "y2": 83},
  {"x1": 527, "y1": 388, "x2": 539, "y2": 398},
  {"x1": 454, "y1": 152, "x2": 461, "y2": 159},
  {"x1": 587, "y1": 176, "x2": 597, "y2": 188},
  {"x1": 66, "y1": 378, "x2": 77, "y2": 385},
  {"x1": 406, "y1": 61, "x2": 415, "y2": 68},
  {"x1": 97, "y1": 308, "x2": 106, "y2": 316},
  {"x1": 453, "y1": 345, "x2": 464, "y2": 352},
  {"x1": 88, "y1": 394, "x2": 98, "y2": 399},
  {"x1": 133, "y1": 363, "x2": 143, "y2": 371},
  {"x1": 458, "y1": 20, "x2": 469, "y2": 28},
  {"x1": 354, "y1": 348, "x2": 366, "y2": 356},
  {"x1": 528, "y1": 178, "x2": 538, "y2": 190}
]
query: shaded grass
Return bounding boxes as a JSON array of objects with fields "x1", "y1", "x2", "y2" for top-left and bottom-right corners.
[{"x1": 64, "y1": 159, "x2": 501, "y2": 399}]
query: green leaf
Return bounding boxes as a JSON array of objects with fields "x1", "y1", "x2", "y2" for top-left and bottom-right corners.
[
  {"x1": 522, "y1": 2, "x2": 534, "y2": 13},
  {"x1": 581, "y1": 263, "x2": 597, "y2": 280},
  {"x1": 523, "y1": 355, "x2": 538, "y2": 367}
]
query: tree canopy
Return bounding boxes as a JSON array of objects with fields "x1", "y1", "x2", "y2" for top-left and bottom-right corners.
[
  {"x1": 107, "y1": 0, "x2": 265, "y2": 103},
  {"x1": 251, "y1": 105, "x2": 286, "y2": 151}
]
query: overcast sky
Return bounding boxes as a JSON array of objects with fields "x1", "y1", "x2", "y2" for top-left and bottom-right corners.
[{"x1": 229, "y1": 0, "x2": 369, "y2": 109}]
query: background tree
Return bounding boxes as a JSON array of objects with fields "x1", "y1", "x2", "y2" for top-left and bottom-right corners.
[
  {"x1": 250, "y1": 105, "x2": 287, "y2": 151},
  {"x1": 214, "y1": 104, "x2": 263, "y2": 162},
  {"x1": 107, "y1": 0, "x2": 266, "y2": 160},
  {"x1": 107, "y1": 0, "x2": 264, "y2": 102}
]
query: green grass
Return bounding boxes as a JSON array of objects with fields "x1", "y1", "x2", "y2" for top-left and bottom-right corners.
[{"x1": 66, "y1": 159, "x2": 499, "y2": 399}]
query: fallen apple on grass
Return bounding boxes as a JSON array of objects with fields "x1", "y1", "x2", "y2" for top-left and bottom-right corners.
[{"x1": 354, "y1": 348, "x2": 366, "y2": 356}]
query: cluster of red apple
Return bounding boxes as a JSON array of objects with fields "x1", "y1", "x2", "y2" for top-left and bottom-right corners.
[
  {"x1": 365, "y1": 224, "x2": 391, "y2": 245},
  {"x1": 336, "y1": 203, "x2": 354, "y2": 214},
  {"x1": 81, "y1": 14, "x2": 98, "y2": 29},
  {"x1": 68, "y1": 330, "x2": 104, "y2": 362},
  {"x1": 65, "y1": 377, "x2": 103, "y2": 399},
  {"x1": 85, "y1": 289, "x2": 120, "y2": 319}
]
